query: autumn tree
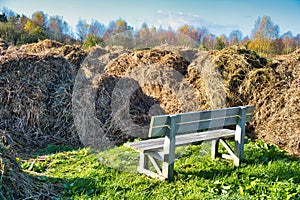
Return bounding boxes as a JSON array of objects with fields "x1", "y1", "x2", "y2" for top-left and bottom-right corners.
[
  {"x1": 18, "y1": 15, "x2": 29, "y2": 28},
  {"x1": 76, "y1": 18, "x2": 89, "y2": 41},
  {"x1": 0, "y1": 13, "x2": 8, "y2": 22},
  {"x1": 203, "y1": 33, "x2": 217, "y2": 50},
  {"x1": 214, "y1": 35, "x2": 227, "y2": 50},
  {"x1": 81, "y1": 20, "x2": 106, "y2": 47},
  {"x1": 196, "y1": 27, "x2": 209, "y2": 44},
  {"x1": 0, "y1": 9, "x2": 25, "y2": 45},
  {"x1": 32, "y1": 11, "x2": 47, "y2": 29},
  {"x1": 48, "y1": 15, "x2": 70, "y2": 42},
  {"x1": 103, "y1": 19, "x2": 134, "y2": 49},
  {"x1": 228, "y1": 30, "x2": 243, "y2": 45},
  {"x1": 270, "y1": 38, "x2": 284, "y2": 55},
  {"x1": 136, "y1": 22, "x2": 151, "y2": 48},
  {"x1": 248, "y1": 16, "x2": 279, "y2": 56},
  {"x1": 89, "y1": 20, "x2": 106, "y2": 38},
  {"x1": 294, "y1": 34, "x2": 300, "y2": 49},
  {"x1": 281, "y1": 31, "x2": 294, "y2": 54},
  {"x1": 177, "y1": 24, "x2": 197, "y2": 41}
]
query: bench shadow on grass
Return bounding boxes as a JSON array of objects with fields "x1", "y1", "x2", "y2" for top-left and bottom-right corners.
[{"x1": 175, "y1": 141, "x2": 300, "y2": 183}]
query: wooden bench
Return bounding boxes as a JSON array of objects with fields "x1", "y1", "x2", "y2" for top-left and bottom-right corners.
[{"x1": 124, "y1": 105, "x2": 254, "y2": 181}]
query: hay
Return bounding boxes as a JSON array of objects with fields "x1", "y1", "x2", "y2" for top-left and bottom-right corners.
[
  {"x1": 19, "y1": 39, "x2": 87, "y2": 75},
  {"x1": 207, "y1": 46, "x2": 299, "y2": 156},
  {"x1": 95, "y1": 74, "x2": 160, "y2": 141}
]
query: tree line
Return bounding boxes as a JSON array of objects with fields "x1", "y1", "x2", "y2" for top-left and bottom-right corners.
[{"x1": 1, "y1": 8, "x2": 300, "y2": 56}]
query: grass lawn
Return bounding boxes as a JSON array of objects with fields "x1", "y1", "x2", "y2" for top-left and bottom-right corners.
[{"x1": 21, "y1": 140, "x2": 300, "y2": 199}]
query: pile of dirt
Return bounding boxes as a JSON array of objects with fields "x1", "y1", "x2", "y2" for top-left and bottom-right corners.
[{"x1": 0, "y1": 141, "x2": 59, "y2": 199}]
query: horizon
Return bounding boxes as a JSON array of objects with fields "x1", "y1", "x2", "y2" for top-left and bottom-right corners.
[{"x1": 1, "y1": 0, "x2": 300, "y2": 37}]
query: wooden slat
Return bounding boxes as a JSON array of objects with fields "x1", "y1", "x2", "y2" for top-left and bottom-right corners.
[
  {"x1": 149, "y1": 126, "x2": 169, "y2": 137},
  {"x1": 124, "y1": 129, "x2": 235, "y2": 152},
  {"x1": 245, "y1": 114, "x2": 252, "y2": 123},
  {"x1": 245, "y1": 105, "x2": 255, "y2": 115},
  {"x1": 176, "y1": 115, "x2": 253, "y2": 135},
  {"x1": 148, "y1": 106, "x2": 254, "y2": 137},
  {"x1": 137, "y1": 167, "x2": 166, "y2": 180},
  {"x1": 176, "y1": 116, "x2": 238, "y2": 134},
  {"x1": 176, "y1": 107, "x2": 240, "y2": 123},
  {"x1": 151, "y1": 115, "x2": 170, "y2": 127}
]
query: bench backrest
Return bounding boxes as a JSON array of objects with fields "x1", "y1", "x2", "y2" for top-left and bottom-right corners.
[{"x1": 149, "y1": 106, "x2": 254, "y2": 137}]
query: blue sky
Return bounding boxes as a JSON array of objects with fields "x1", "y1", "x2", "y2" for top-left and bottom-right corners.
[{"x1": 1, "y1": 0, "x2": 300, "y2": 36}]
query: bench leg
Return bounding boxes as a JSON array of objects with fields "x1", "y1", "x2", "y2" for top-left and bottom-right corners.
[
  {"x1": 211, "y1": 139, "x2": 219, "y2": 160},
  {"x1": 139, "y1": 152, "x2": 149, "y2": 170},
  {"x1": 162, "y1": 154, "x2": 174, "y2": 181},
  {"x1": 137, "y1": 152, "x2": 166, "y2": 180}
]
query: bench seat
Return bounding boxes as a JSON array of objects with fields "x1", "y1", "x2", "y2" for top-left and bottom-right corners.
[{"x1": 125, "y1": 129, "x2": 235, "y2": 152}]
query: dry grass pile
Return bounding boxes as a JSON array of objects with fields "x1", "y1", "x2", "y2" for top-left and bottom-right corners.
[
  {"x1": 210, "y1": 46, "x2": 269, "y2": 106},
  {"x1": 104, "y1": 48, "x2": 199, "y2": 114},
  {"x1": 0, "y1": 141, "x2": 59, "y2": 199},
  {"x1": 204, "y1": 46, "x2": 299, "y2": 156},
  {"x1": 19, "y1": 39, "x2": 87, "y2": 75},
  {"x1": 0, "y1": 43, "x2": 85, "y2": 152},
  {"x1": 94, "y1": 75, "x2": 160, "y2": 142},
  {"x1": 250, "y1": 49, "x2": 300, "y2": 156},
  {"x1": 105, "y1": 48, "x2": 189, "y2": 76},
  {"x1": 75, "y1": 48, "x2": 198, "y2": 145}
]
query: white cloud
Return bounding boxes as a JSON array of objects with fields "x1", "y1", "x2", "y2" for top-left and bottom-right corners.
[
  {"x1": 156, "y1": 9, "x2": 163, "y2": 14},
  {"x1": 155, "y1": 10, "x2": 239, "y2": 35}
]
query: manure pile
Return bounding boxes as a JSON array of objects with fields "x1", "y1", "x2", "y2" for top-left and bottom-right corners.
[
  {"x1": 249, "y1": 49, "x2": 300, "y2": 156},
  {"x1": 74, "y1": 48, "x2": 200, "y2": 148},
  {"x1": 0, "y1": 40, "x2": 87, "y2": 151},
  {"x1": 0, "y1": 39, "x2": 300, "y2": 198},
  {"x1": 209, "y1": 47, "x2": 300, "y2": 157}
]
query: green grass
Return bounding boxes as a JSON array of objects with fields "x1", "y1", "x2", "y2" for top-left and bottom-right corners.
[{"x1": 21, "y1": 141, "x2": 300, "y2": 199}]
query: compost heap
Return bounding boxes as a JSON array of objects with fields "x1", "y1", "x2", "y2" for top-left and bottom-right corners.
[
  {"x1": 1, "y1": 41, "x2": 299, "y2": 155},
  {"x1": 0, "y1": 39, "x2": 86, "y2": 199},
  {"x1": 250, "y1": 49, "x2": 300, "y2": 157},
  {"x1": 0, "y1": 39, "x2": 87, "y2": 151},
  {"x1": 74, "y1": 48, "x2": 200, "y2": 148},
  {"x1": 1, "y1": 39, "x2": 300, "y2": 198},
  {"x1": 209, "y1": 46, "x2": 300, "y2": 157}
]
